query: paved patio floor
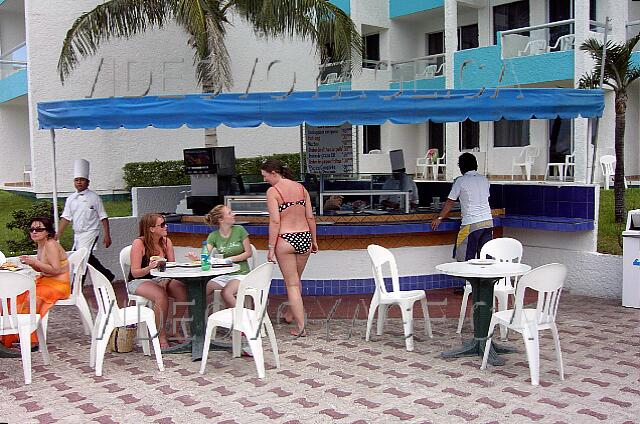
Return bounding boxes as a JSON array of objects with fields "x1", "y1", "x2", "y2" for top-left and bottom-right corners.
[{"x1": 0, "y1": 287, "x2": 639, "y2": 423}]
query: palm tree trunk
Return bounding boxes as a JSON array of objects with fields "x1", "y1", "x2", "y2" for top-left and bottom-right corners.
[
  {"x1": 202, "y1": 79, "x2": 218, "y2": 147},
  {"x1": 614, "y1": 92, "x2": 627, "y2": 223}
]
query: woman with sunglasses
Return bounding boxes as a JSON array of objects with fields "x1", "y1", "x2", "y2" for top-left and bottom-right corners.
[
  {"x1": 128, "y1": 213, "x2": 188, "y2": 349},
  {"x1": 1, "y1": 217, "x2": 70, "y2": 349}
]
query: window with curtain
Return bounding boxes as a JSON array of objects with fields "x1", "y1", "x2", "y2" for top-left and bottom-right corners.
[
  {"x1": 494, "y1": 119, "x2": 530, "y2": 147},
  {"x1": 493, "y1": 0, "x2": 530, "y2": 43},
  {"x1": 459, "y1": 120, "x2": 480, "y2": 150},
  {"x1": 428, "y1": 122, "x2": 444, "y2": 154},
  {"x1": 459, "y1": 24, "x2": 479, "y2": 50},
  {"x1": 363, "y1": 125, "x2": 381, "y2": 153}
]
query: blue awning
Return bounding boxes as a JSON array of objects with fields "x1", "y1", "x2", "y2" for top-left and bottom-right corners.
[{"x1": 37, "y1": 88, "x2": 604, "y2": 130}]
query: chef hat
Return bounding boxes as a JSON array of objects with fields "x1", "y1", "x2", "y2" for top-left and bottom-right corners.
[{"x1": 73, "y1": 159, "x2": 90, "y2": 179}]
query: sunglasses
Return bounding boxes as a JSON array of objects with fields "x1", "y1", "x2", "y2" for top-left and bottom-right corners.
[
  {"x1": 152, "y1": 222, "x2": 167, "y2": 228},
  {"x1": 29, "y1": 227, "x2": 47, "y2": 233}
]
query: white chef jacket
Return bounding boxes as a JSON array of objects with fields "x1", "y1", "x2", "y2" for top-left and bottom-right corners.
[
  {"x1": 447, "y1": 170, "x2": 492, "y2": 226},
  {"x1": 61, "y1": 189, "x2": 108, "y2": 250}
]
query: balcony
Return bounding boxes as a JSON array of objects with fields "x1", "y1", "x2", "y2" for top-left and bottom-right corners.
[
  {"x1": 329, "y1": 0, "x2": 350, "y2": 14},
  {"x1": 389, "y1": 54, "x2": 446, "y2": 90},
  {"x1": 318, "y1": 61, "x2": 352, "y2": 91},
  {"x1": 0, "y1": 42, "x2": 27, "y2": 103},
  {"x1": 389, "y1": 0, "x2": 443, "y2": 19}
]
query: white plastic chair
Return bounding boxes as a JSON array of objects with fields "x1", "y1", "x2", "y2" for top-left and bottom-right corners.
[
  {"x1": 0, "y1": 272, "x2": 50, "y2": 384},
  {"x1": 430, "y1": 152, "x2": 446, "y2": 181},
  {"x1": 119, "y1": 245, "x2": 188, "y2": 341},
  {"x1": 88, "y1": 264, "x2": 164, "y2": 376},
  {"x1": 456, "y1": 238, "x2": 523, "y2": 340},
  {"x1": 323, "y1": 73, "x2": 339, "y2": 84},
  {"x1": 23, "y1": 165, "x2": 32, "y2": 184},
  {"x1": 511, "y1": 146, "x2": 540, "y2": 180},
  {"x1": 518, "y1": 39, "x2": 548, "y2": 56},
  {"x1": 548, "y1": 34, "x2": 575, "y2": 52},
  {"x1": 600, "y1": 155, "x2": 629, "y2": 190},
  {"x1": 563, "y1": 154, "x2": 575, "y2": 180},
  {"x1": 210, "y1": 244, "x2": 259, "y2": 314},
  {"x1": 417, "y1": 64, "x2": 437, "y2": 80},
  {"x1": 416, "y1": 149, "x2": 438, "y2": 179},
  {"x1": 41, "y1": 248, "x2": 93, "y2": 340},
  {"x1": 365, "y1": 245, "x2": 433, "y2": 351},
  {"x1": 0, "y1": 250, "x2": 6, "y2": 263},
  {"x1": 481, "y1": 263, "x2": 567, "y2": 386},
  {"x1": 200, "y1": 262, "x2": 279, "y2": 379}
]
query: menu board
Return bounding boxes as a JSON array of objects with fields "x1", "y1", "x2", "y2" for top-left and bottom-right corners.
[{"x1": 305, "y1": 124, "x2": 353, "y2": 174}]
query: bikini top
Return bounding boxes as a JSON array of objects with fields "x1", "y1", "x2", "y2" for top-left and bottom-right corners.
[{"x1": 274, "y1": 184, "x2": 306, "y2": 213}]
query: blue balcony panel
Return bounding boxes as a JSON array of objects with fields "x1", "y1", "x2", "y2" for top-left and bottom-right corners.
[
  {"x1": 390, "y1": 0, "x2": 443, "y2": 18},
  {"x1": 0, "y1": 69, "x2": 27, "y2": 103},
  {"x1": 453, "y1": 46, "x2": 574, "y2": 89},
  {"x1": 389, "y1": 76, "x2": 445, "y2": 90},
  {"x1": 329, "y1": 0, "x2": 350, "y2": 14},
  {"x1": 632, "y1": 52, "x2": 640, "y2": 69},
  {"x1": 318, "y1": 81, "x2": 352, "y2": 92}
]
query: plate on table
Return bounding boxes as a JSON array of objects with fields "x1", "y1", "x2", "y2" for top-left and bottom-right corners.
[
  {"x1": 0, "y1": 262, "x2": 24, "y2": 272},
  {"x1": 174, "y1": 262, "x2": 201, "y2": 268},
  {"x1": 468, "y1": 259, "x2": 496, "y2": 266},
  {"x1": 165, "y1": 262, "x2": 178, "y2": 268}
]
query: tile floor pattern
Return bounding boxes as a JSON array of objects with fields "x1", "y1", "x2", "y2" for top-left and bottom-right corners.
[{"x1": 0, "y1": 292, "x2": 639, "y2": 423}]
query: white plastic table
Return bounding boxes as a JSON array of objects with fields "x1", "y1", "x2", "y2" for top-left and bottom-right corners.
[
  {"x1": 436, "y1": 261, "x2": 531, "y2": 365},
  {"x1": 151, "y1": 263, "x2": 239, "y2": 361}
]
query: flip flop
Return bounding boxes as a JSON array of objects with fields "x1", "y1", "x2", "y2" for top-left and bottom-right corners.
[{"x1": 290, "y1": 328, "x2": 307, "y2": 338}]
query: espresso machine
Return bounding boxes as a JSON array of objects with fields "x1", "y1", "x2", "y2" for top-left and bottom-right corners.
[{"x1": 184, "y1": 146, "x2": 236, "y2": 215}]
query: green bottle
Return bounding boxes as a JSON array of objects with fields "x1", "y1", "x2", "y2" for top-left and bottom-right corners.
[{"x1": 200, "y1": 241, "x2": 210, "y2": 271}]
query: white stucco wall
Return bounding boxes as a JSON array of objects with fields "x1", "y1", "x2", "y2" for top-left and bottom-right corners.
[
  {"x1": 24, "y1": 1, "x2": 318, "y2": 195},
  {"x1": 131, "y1": 185, "x2": 190, "y2": 218},
  {"x1": 0, "y1": 0, "x2": 25, "y2": 53},
  {"x1": 0, "y1": 99, "x2": 29, "y2": 183}
]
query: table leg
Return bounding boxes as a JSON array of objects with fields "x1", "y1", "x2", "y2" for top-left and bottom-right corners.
[{"x1": 441, "y1": 277, "x2": 516, "y2": 366}]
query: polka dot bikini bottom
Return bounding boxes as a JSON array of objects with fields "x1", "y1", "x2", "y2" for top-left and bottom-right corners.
[{"x1": 279, "y1": 231, "x2": 312, "y2": 254}]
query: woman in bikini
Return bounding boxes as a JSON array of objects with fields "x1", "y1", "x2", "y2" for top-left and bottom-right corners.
[
  {"x1": 128, "y1": 213, "x2": 188, "y2": 349},
  {"x1": 1, "y1": 216, "x2": 70, "y2": 350},
  {"x1": 261, "y1": 159, "x2": 318, "y2": 337}
]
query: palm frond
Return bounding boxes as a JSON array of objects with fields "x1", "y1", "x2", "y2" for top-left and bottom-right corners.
[
  {"x1": 231, "y1": 0, "x2": 362, "y2": 69},
  {"x1": 58, "y1": 0, "x2": 172, "y2": 83},
  {"x1": 578, "y1": 71, "x2": 600, "y2": 89}
]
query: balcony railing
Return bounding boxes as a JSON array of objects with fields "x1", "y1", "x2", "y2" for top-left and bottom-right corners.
[
  {"x1": 626, "y1": 20, "x2": 640, "y2": 51},
  {"x1": 0, "y1": 43, "x2": 27, "y2": 79},
  {"x1": 500, "y1": 19, "x2": 610, "y2": 59},
  {"x1": 390, "y1": 54, "x2": 445, "y2": 83},
  {"x1": 318, "y1": 59, "x2": 389, "y2": 84}
]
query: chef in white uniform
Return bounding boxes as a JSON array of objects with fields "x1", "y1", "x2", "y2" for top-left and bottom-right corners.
[{"x1": 58, "y1": 159, "x2": 115, "y2": 281}]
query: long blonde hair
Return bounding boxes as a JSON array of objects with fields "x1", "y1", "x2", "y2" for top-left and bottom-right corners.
[
  {"x1": 204, "y1": 205, "x2": 226, "y2": 227},
  {"x1": 138, "y1": 213, "x2": 167, "y2": 259}
]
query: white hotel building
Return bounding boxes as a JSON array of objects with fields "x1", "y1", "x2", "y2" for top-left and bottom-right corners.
[{"x1": 1, "y1": 0, "x2": 639, "y2": 194}]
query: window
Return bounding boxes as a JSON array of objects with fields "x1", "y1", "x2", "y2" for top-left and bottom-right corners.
[
  {"x1": 459, "y1": 24, "x2": 479, "y2": 50},
  {"x1": 494, "y1": 119, "x2": 530, "y2": 147},
  {"x1": 428, "y1": 122, "x2": 444, "y2": 154},
  {"x1": 493, "y1": 0, "x2": 530, "y2": 43},
  {"x1": 426, "y1": 31, "x2": 444, "y2": 75},
  {"x1": 549, "y1": 118, "x2": 572, "y2": 163},
  {"x1": 548, "y1": 0, "x2": 572, "y2": 49},
  {"x1": 363, "y1": 125, "x2": 381, "y2": 153},
  {"x1": 363, "y1": 33, "x2": 380, "y2": 69},
  {"x1": 459, "y1": 120, "x2": 480, "y2": 150}
]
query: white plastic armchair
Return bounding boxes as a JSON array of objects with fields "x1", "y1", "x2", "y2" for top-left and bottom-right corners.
[
  {"x1": 416, "y1": 64, "x2": 437, "y2": 80},
  {"x1": 0, "y1": 250, "x2": 5, "y2": 263},
  {"x1": 210, "y1": 244, "x2": 261, "y2": 314},
  {"x1": 518, "y1": 39, "x2": 548, "y2": 56},
  {"x1": 600, "y1": 155, "x2": 629, "y2": 189},
  {"x1": 456, "y1": 238, "x2": 523, "y2": 340},
  {"x1": 88, "y1": 265, "x2": 164, "y2": 376},
  {"x1": 41, "y1": 248, "x2": 93, "y2": 341},
  {"x1": 431, "y1": 152, "x2": 446, "y2": 181},
  {"x1": 200, "y1": 262, "x2": 279, "y2": 379},
  {"x1": 481, "y1": 263, "x2": 567, "y2": 386},
  {"x1": 511, "y1": 146, "x2": 539, "y2": 180},
  {"x1": 548, "y1": 34, "x2": 575, "y2": 52},
  {"x1": 416, "y1": 149, "x2": 438, "y2": 179},
  {"x1": 365, "y1": 245, "x2": 432, "y2": 351},
  {"x1": 0, "y1": 272, "x2": 50, "y2": 384},
  {"x1": 322, "y1": 72, "x2": 339, "y2": 84}
]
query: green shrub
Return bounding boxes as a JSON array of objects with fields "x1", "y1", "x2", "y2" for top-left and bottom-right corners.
[
  {"x1": 123, "y1": 153, "x2": 302, "y2": 189},
  {"x1": 122, "y1": 160, "x2": 190, "y2": 190},
  {"x1": 6, "y1": 201, "x2": 63, "y2": 255}
]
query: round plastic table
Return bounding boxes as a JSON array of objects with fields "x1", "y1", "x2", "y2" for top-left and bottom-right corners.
[{"x1": 436, "y1": 261, "x2": 531, "y2": 366}]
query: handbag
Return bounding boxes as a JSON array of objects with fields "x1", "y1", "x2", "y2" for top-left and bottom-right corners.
[{"x1": 108, "y1": 326, "x2": 137, "y2": 353}]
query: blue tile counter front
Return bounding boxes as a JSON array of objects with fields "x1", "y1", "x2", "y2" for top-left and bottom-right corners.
[{"x1": 269, "y1": 274, "x2": 465, "y2": 296}]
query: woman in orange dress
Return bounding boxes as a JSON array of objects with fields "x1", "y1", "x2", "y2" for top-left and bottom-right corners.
[{"x1": 1, "y1": 216, "x2": 70, "y2": 348}]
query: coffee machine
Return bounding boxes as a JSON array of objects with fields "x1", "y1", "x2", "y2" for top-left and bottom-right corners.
[{"x1": 183, "y1": 146, "x2": 236, "y2": 215}]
